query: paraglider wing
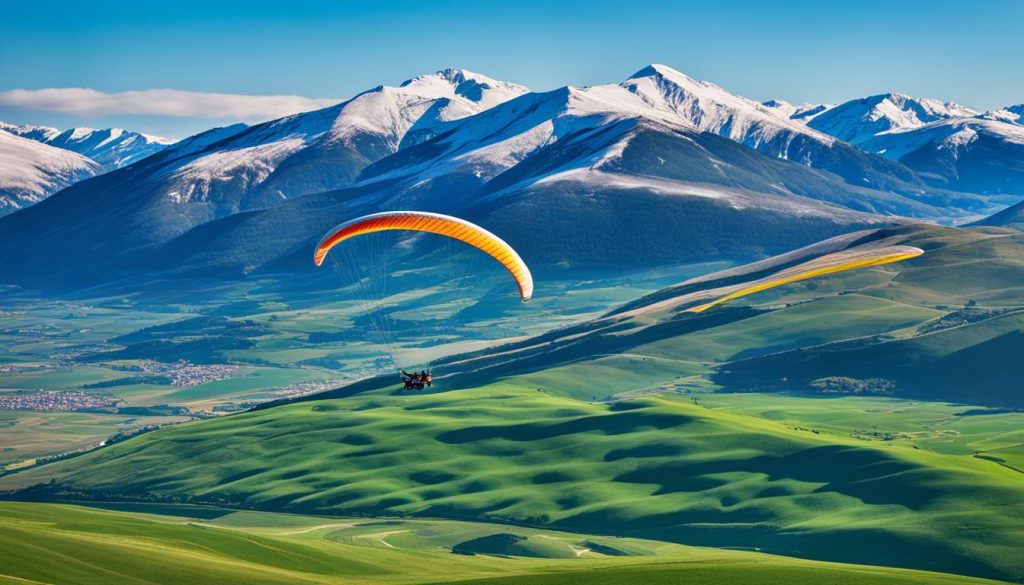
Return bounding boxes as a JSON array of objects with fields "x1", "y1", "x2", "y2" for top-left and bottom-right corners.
[
  {"x1": 314, "y1": 211, "x2": 534, "y2": 301},
  {"x1": 685, "y1": 246, "x2": 924, "y2": 313}
]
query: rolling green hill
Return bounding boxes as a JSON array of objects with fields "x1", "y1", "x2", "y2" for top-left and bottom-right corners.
[
  {"x1": 1, "y1": 502, "x2": 1002, "y2": 585},
  {"x1": 6, "y1": 388, "x2": 1024, "y2": 582}
]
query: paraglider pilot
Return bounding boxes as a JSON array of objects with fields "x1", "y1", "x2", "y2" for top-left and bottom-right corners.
[{"x1": 400, "y1": 369, "x2": 432, "y2": 390}]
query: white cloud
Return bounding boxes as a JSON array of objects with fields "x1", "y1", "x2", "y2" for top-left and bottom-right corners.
[{"x1": 0, "y1": 88, "x2": 342, "y2": 122}]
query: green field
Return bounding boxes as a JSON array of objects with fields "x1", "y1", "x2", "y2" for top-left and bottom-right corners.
[
  {"x1": 0, "y1": 411, "x2": 190, "y2": 468},
  {"x1": 0, "y1": 502, "x2": 1005, "y2": 585}
]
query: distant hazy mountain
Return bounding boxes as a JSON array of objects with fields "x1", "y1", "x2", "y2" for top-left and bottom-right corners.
[
  {"x1": 0, "y1": 130, "x2": 102, "y2": 216},
  {"x1": 974, "y1": 188, "x2": 1024, "y2": 230},
  {"x1": 1, "y1": 121, "x2": 172, "y2": 171}
]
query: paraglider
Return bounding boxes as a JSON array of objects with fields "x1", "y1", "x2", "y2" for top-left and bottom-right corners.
[
  {"x1": 315, "y1": 211, "x2": 533, "y2": 301},
  {"x1": 314, "y1": 211, "x2": 533, "y2": 388},
  {"x1": 400, "y1": 369, "x2": 432, "y2": 390}
]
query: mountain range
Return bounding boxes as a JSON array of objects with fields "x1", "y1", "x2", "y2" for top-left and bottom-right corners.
[
  {"x1": 0, "y1": 121, "x2": 172, "y2": 215},
  {"x1": 1, "y1": 121, "x2": 172, "y2": 171},
  {"x1": 0, "y1": 65, "x2": 1022, "y2": 289}
]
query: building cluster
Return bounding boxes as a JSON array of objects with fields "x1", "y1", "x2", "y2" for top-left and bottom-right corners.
[
  {"x1": 0, "y1": 390, "x2": 117, "y2": 412},
  {"x1": 142, "y1": 360, "x2": 238, "y2": 386}
]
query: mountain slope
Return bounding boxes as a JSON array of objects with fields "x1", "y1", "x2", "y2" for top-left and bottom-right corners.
[
  {"x1": 975, "y1": 194, "x2": 1024, "y2": 230},
  {"x1": 0, "y1": 130, "x2": 102, "y2": 216},
  {"x1": 760, "y1": 99, "x2": 831, "y2": 122}
]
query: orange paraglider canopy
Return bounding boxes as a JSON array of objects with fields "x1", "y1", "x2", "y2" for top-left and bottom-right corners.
[{"x1": 314, "y1": 211, "x2": 533, "y2": 302}]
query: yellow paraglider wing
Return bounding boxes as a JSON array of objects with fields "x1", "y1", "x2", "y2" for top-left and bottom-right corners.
[
  {"x1": 686, "y1": 246, "x2": 923, "y2": 313},
  {"x1": 314, "y1": 211, "x2": 534, "y2": 302}
]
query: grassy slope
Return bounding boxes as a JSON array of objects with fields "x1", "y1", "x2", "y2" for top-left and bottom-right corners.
[
  {"x1": 0, "y1": 502, "x2": 1005, "y2": 585},
  {"x1": 6, "y1": 388, "x2": 1023, "y2": 582}
]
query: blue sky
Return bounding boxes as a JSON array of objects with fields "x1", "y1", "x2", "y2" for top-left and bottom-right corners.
[{"x1": 2, "y1": 0, "x2": 1022, "y2": 138}]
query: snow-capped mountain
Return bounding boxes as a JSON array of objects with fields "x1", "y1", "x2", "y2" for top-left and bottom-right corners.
[
  {"x1": 0, "y1": 65, "x2": 1006, "y2": 288},
  {"x1": 101, "y1": 77, "x2": 983, "y2": 282},
  {"x1": 2, "y1": 121, "x2": 172, "y2": 171},
  {"x1": 761, "y1": 99, "x2": 831, "y2": 122},
  {"x1": 980, "y1": 104, "x2": 1023, "y2": 126},
  {"x1": 620, "y1": 65, "x2": 842, "y2": 156},
  {"x1": 358, "y1": 66, "x2": 984, "y2": 219},
  {"x1": 859, "y1": 117, "x2": 1024, "y2": 194},
  {"x1": 0, "y1": 130, "x2": 102, "y2": 216},
  {"x1": 807, "y1": 93, "x2": 978, "y2": 146},
  {"x1": 148, "y1": 68, "x2": 528, "y2": 212},
  {"x1": 614, "y1": 66, "x2": 968, "y2": 200},
  {"x1": 45, "y1": 128, "x2": 173, "y2": 170},
  {"x1": 805, "y1": 93, "x2": 1024, "y2": 195},
  {"x1": 0, "y1": 121, "x2": 62, "y2": 143},
  {"x1": 1008, "y1": 104, "x2": 1024, "y2": 123}
]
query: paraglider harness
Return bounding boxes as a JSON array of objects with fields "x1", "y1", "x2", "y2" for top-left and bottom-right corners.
[{"x1": 400, "y1": 369, "x2": 432, "y2": 390}]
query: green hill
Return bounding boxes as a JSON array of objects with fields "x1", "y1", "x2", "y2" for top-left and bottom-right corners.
[
  {"x1": 0, "y1": 500, "x2": 1008, "y2": 585},
  {"x1": 6, "y1": 388, "x2": 1024, "y2": 582}
]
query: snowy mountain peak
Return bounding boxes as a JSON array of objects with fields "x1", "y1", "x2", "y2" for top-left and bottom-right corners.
[
  {"x1": 621, "y1": 64, "x2": 837, "y2": 151},
  {"x1": 324, "y1": 68, "x2": 529, "y2": 149},
  {"x1": 0, "y1": 121, "x2": 61, "y2": 143},
  {"x1": 762, "y1": 100, "x2": 833, "y2": 122},
  {"x1": 401, "y1": 68, "x2": 528, "y2": 103},
  {"x1": 629, "y1": 64, "x2": 700, "y2": 85},
  {"x1": 984, "y1": 104, "x2": 1024, "y2": 126},
  {"x1": 2, "y1": 121, "x2": 172, "y2": 171},
  {"x1": 47, "y1": 127, "x2": 172, "y2": 170},
  {"x1": 808, "y1": 92, "x2": 978, "y2": 145}
]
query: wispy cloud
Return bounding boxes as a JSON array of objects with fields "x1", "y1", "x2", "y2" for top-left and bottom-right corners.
[{"x1": 0, "y1": 88, "x2": 342, "y2": 122}]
